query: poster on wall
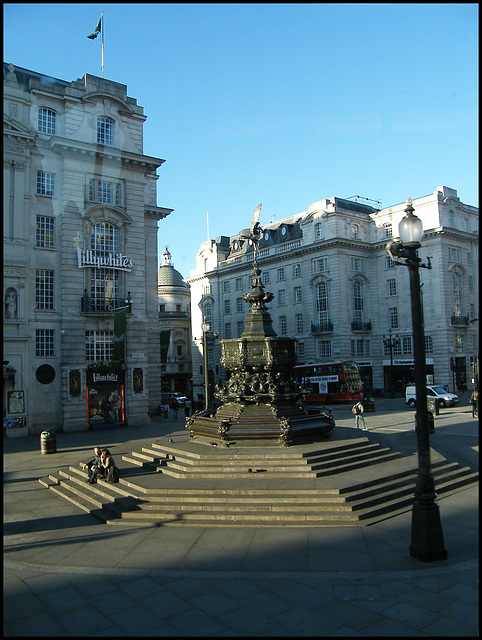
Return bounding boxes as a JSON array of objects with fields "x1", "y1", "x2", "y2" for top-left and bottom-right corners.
[
  {"x1": 86, "y1": 369, "x2": 125, "y2": 427},
  {"x1": 8, "y1": 390, "x2": 25, "y2": 413}
]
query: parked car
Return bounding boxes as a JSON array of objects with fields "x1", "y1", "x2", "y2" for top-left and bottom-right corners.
[{"x1": 405, "y1": 385, "x2": 459, "y2": 409}]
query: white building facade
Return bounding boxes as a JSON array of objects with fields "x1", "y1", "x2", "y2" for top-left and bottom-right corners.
[
  {"x1": 187, "y1": 187, "x2": 478, "y2": 401},
  {"x1": 3, "y1": 63, "x2": 172, "y2": 435}
]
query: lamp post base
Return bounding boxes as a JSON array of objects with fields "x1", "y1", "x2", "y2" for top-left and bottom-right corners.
[{"x1": 409, "y1": 501, "x2": 448, "y2": 562}]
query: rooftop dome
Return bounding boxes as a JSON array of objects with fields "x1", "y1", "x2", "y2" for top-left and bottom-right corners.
[{"x1": 157, "y1": 248, "x2": 188, "y2": 288}]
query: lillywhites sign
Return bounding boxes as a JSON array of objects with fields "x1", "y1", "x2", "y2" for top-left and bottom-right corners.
[{"x1": 77, "y1": 248, "x2": 133, "y2": 272}]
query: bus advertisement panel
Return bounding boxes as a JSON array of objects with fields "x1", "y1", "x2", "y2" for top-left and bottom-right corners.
[{"x1": 294, "y1": 361, "x2": 363, "y2": 404}]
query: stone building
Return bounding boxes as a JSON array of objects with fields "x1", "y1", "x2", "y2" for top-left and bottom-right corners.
[
  {"x1": 3, "y1": 63, "x2": 172, "y2": 435},
  {"x1": 157, "y1": 248, "x2": 192, "y2": 398},
  {"x1": 187, "y1": 186, "x2": 478, "y2": 399}
]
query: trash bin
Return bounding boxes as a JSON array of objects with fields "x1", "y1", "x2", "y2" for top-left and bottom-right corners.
[
  {"x1": 40, "y1": 430, "x2": 56, "y2": 454},
  {"x1": 362, "y1": 397, "x2": 375, "y2": 412}
]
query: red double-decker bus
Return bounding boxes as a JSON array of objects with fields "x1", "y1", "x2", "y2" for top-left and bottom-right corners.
[{"x1": 294, "y1": 360, "x2": 363, "y2": 404}]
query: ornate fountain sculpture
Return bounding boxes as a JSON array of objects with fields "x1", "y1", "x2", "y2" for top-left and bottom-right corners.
[{"x1": 186, "y1": 205, "x2": 335, "y2": 446}]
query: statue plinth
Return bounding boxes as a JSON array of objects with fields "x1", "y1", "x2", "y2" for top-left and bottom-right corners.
[{"x1": 187, "y1": 260, "x2": 335, "y2": 445}]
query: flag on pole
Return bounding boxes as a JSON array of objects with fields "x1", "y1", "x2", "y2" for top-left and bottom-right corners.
[{"x1": 87, "y1": 15, "x2": 102, "y2": 39}]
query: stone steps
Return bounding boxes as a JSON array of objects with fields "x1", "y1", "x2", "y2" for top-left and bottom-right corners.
[
  {"x1": 39, "y1": 446, "x2": 478, "y2": 528},
  {"x1": 121, "y1": 439, "x2": 400, "y2": 479}
]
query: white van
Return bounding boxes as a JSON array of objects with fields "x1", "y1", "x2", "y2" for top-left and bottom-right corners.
[{"x1": 405, "y1": 385, "x2": 459, "y2": 408}]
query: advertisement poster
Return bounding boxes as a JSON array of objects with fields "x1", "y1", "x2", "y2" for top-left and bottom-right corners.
[
  {"x1": 8, "y1": 390, "x2": 25, "y2": 413},
  {"x1": 86, "y1": 369, "x2": 125, "y2": 426}
]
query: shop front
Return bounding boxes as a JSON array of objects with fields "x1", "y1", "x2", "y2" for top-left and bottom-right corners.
[
  {"x1": 383, "y1": 358, "x2": 434, "y2": 396},
  {"x1": 86, "y1": 368, "x2": 125, "y2": 427}
]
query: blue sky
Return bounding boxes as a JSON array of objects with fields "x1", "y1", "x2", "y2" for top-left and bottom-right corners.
[{"x1": 4, "y1": 3, "x2": 478, "y2": 278}]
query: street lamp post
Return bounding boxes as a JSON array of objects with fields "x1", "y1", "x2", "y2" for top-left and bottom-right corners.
[
  {"x1": 387, "y1": 198, "x2": 447, "y2": 562},
  {"x1": 383, "y1": 329, "x2": 400, "y2": 397}
]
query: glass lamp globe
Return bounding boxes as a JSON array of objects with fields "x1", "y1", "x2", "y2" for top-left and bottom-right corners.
[{"x1": 399, "y1": 198, "x2": 423, "y2": 247}]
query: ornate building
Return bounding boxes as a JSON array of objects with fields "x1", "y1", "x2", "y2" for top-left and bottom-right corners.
[
  {"x1": 157, "y1": 248, "x2": 192, "y2": 398},
  {"x1": 187, "y1": 187, "x2": 478, "y2": 399},
  {"x1": 3, "y1": 63, "x2": 172, "y2": 435}
]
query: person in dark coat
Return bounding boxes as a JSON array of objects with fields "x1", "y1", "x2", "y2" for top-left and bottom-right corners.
[
  {"x1": 82, "y1": 446, "x2": 103, "y2": 483},
  {"x1": 100, "y1": 449, "x2": 119, "y2": 483}
]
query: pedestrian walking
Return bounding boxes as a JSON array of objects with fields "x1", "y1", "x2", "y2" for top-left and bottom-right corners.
[
  {"x1": 184, "y1": 398, "x2": 191, "y2": 417},
  {"x1": 352, "y1": 401, "x2": 367, "y2": 431},
  {"x1": 172, "y1": 400, "x2": 179, "y2": 420},
  {"x1": 162, "y1": 401, "x2": 169, "y2": 421},
  {"x1": 470, "y1": 388, "x2": 478, "y2": 418}
]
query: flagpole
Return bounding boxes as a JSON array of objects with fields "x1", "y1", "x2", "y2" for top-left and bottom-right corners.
[{"x1": 101, "y1": 11, "x2": 104, "y2": 78}]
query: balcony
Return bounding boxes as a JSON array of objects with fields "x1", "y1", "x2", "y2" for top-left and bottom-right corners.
[
  {"x1": 311, "y1": 320, "x2": 333, "y2": 334},
  {"x1": 81, "y1": 293, "x2": 132, "y2": 314},
  {"x1": 351, "y1": 320, "x2": 372, "y2": 332},
  {"x1": 451, "y1": 314, "x2": 470, "y2": 327}
]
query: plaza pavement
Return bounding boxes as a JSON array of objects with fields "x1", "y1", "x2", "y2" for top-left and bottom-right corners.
[{"x1": 4, "y1": 395, "x2": 478, "y2": 636}]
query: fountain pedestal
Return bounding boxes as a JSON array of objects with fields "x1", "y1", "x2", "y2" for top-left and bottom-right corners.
[{"x1": 186, "y1": 261, "x2": 335, "y2": 445}]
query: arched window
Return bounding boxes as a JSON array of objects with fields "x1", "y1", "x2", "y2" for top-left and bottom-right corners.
[
  {"x1": 38, "y1": 107, "x2": 56, "y2": 134},
  {"x1": 97, "y1": 116, "x2": 114, "y2": 145},
  {"x1": 90, "y1": 222, "x2": 119, "y2": 252},
  {"x1": 353, "y1": 281, "x2": 364, "y2": 324},
  {"x1": 204, "y1": 302, "x2": 212, "y2": 325},
  {"x1": 452, "y1": 272, "x2": 462, "y2": 316}
]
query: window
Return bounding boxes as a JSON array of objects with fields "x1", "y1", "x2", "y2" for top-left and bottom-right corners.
[
  {"x1": 386, "y1": 256, "x2": 395, "y2": 269},
  {"x1": 293, "y1": 263, "x2": 301, "y2": 278},
  {"x1": 294, "y1": 286, "x2": 302, "y2": 303},
  {"x1": 351, "y1": 224, "x2": 360, "y2": 239},
  {"x1": 295, "y1": 313, "x2": 303, "y2": 334},
  {"x1": 97, "y1": 117, "x2": 114, "y2": 145},
  {"x1": 353, "y1": 282, "x2": 363, "y2": 324},
  {"x1": 455, "y1": 334, "x2": 464, "y2": 353},
  {"x1": 204, "y1": 302, "x2": 212, "y2": 324},
  {"x1": 297, "y1": 342, "x2": 305, "y2": 359},
  {"x1": 452, "y1": 273, "x2": 462, "y2": 315},
  {"x1": 387, "y1": 278, "x2": 397, "y2": 296},
  {"x1": 223, "y1": 280, "x2": 230, "y2": 293},
  {"x1": 85, "y1": 330, "x2": 113, "y2": 361},
  {"x1": 262, "y1": 270, "x2": 270, "y2": 284},
  {"x1": 389, "y1": 307, "x2": 398, "y2": 329},
  {"x1": 316, "y1": 282, "x2": 330, "y2": 325},
  {"x1": 90, "y1": 269, "x2": 119, "y2": 311},
  {"x1": 224, "y1": 323, "x2": 231, "y2": 339},
  {"x1": 38, "y1": 107, "x2": 56, "y2": 135},
  {"x1": 383, "y1": 222, "x2": 392, "y2": 238},
  {"x1": 278, "y1": 289, "x2": 286, "y2": 305},
  {"x1": 318, "y1": 340, "x2": 332, "y2": 359},
  {"x1": 314, "y1": 257, "x2": 328, "y2": 273},
  {"x1": 36, "y1": 329, "x2": 54, "y2": 357},
  {"x1": 91, "y1": 222, "x2": 119, "y2": 252},
  {"x1": 235, "y1": 277, "x2": 243, "y2": 290},
  {"x1": 449, "y1": 247, "x2": 461, "y2": 263},
  {"x1": 224, "y1": 299, "x2": 231, "y2": 314},
  {"x1": 237, "y1": 321, "x2": 244, "y2": 336},
  {"x1": 425, "y1": 336, "x2": 433, "y2": 354},
  {"x1": 314, "y1": 222, "x2": 323, "y2": 240},
  {"x1": 89, "y1": 178, "x2": 121, "y2": 204},
  {"x1": 236, "y1": 298, "x2": 243, "y2": 313},
  {"x1": 36, "y1": 171, "x2": 55, "y2": 196},
  {"x1": 351, "y1": 257, "x2": 363, "y2": 272},
  {"x1": 35, "y1": 270, "x2": 54, "y2": 309},
  {"x1": 402, "y1": 335, "x2": 412, "y2": 355},
  {"x1": 277, "y1": 267, "x2": 285, "y2": 281},
  {"x1": 448, "y1": 210, "x2": 454, "y2": 226},
  {"x1": 36, "y1": 216, "x2": 55, "y2": 248},
  {"x1": 280, "y1": 315, "x2": 287, "y2": 335}
]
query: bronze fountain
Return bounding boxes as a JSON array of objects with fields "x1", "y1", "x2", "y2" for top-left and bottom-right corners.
[{"x1": 186, "y1": 205, "x2": 335, "y2": 446}]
